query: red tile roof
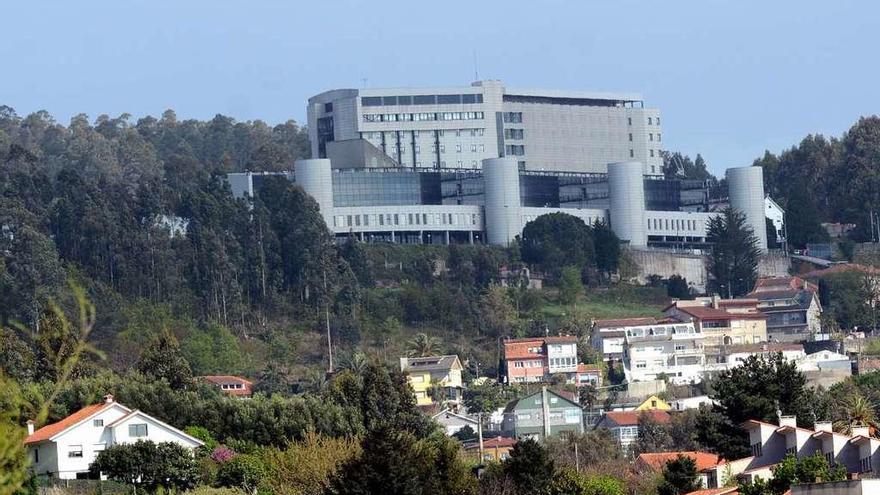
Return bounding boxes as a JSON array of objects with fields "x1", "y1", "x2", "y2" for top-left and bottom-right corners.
[
  {"x1": 577, "y1": 363, "x2": 602, "y2": 373},
  {"x1": 673, "y1": 305, "x2": 766, "y2": 321},
  {"x1": 201, "y1": 375, "x2": 254, "y2": 396},
  {"x1": 684, "y1": 488, "x2": 739, "y2": 495},
  {"x1": 594, "y1": 317, "x2": 657, "y2": 328},
  {"x1": 637, "y1": 451, "x2": 725, "y2": 472},
  {"x1": 25, "y1": 403, "x2": 113, "y2": 444},
  {"x1": 753, "y1": 276, "x2": 817, "y2": 293},
  {"x1": 601, "y1": 410, "x2": 671, "y2": 427},
  {"x1": 477, "y1": 437, "x2": 517, "y2": 449},
  {"x1": 544, "y1": 336, "x2": 578, "y2": 344}
]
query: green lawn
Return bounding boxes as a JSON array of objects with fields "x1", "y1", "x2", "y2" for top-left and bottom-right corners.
[{"x1": 539, "y1": 286, "x2": 668, "y2": 320}]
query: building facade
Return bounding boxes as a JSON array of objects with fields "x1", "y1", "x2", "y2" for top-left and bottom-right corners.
[
  {"x1": 502, "y1": 336, "x2": 582, "y2": 385},
  {"x1": 622, "y1": 321, "x2": 706, "y2": 384},
  {"x1": 664, "y1": 297, "x2": 768, "y2": 348},
  {"x1": 748, "y1": 276, "x2": 822, "y2": 342},
  {"x1": 501, "y1": 388, "x2": 583, "y2": 440},
  {"x1": 399, "y1": 355, "x2": 464, "y2": 406},
  {"x1": 307, "y1": 80, "x2": 663, "y2": 175}
]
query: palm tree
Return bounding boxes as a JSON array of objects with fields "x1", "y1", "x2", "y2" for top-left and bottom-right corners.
[
  {"x1": 834, "y1": 393, "x2": 878, "y2": 435},
  {"x1": 339, "y1": 351, "x2": 369, "y2": 374},
  {"x1": 406, "y1": 333, "x2": 441, "y2": 357}
]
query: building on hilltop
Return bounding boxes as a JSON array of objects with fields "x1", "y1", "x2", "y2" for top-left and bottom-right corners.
[
  {"x1": 747, "y1": 276, "x2": 822, "y2": 342},
  {"x1": 307, "y1": 80, "x2": 663, "y2": 176},
  {"x1": 25, "y1": 395, "x2": 203, "y2": 480},
  {"x1": 664, "y1": 296, "x2": 768, "y2": 348},
  {"x1": 200, "y1": 375, "x2": 254, "y2": 398},
  {"x1": 500, "y1": 387, "x2": 583, "y2": 440},
  {"x1": 399, "y1": 355, "x2": 464, "y2": 407}
]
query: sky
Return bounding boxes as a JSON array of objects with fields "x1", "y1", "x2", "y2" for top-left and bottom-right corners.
[{"x1": 3, "y1": 0, "x2": 879, "y2": 176}]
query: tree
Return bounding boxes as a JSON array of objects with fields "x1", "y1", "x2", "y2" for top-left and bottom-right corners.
[
  {"x1": 261, "y1": 432, "x2": 361, "y2": 495},
  {"x1": 558, "y1": 266, "x2": 583, "y2": 305},
  {"x1": 463, "y1": 380, "x2": 508, "y2": 414},
  {"x1": 90, "y1": 440, "x2": 199, "y2": 493},
  {"x1": 665, "y1": 275, "x2": 692, "y2": 300},
  {"x1": 592, "y1": 219, "x2": 620, "y2": 277},
  {"x1": 706, "y1": 208, "x2": 761, "y2": 298},
  {"x1": 406, "y1": 333, "x2": 442, "y2": 357},
  {"x1": 502, "y1": 438, "x2": 555, "y2": 495},
  {"x1": 549, "y1": 469, "x2": 625, "y2": 495},
  {"x1": 136, "y1": 329, "x2": 193, "y2": 389},
  {"x1": 521, "y1": 213, "x2": 595, "y2": 280},
  {"x1": 739, "y1": 453, "x2": 846, "y2": 495},
  {"x1": 632, "y1": 412, "x2": 673, "y2": 455},
  {"x1": 784, "y1": 179, "x2": 829, "y2": 249},
  {"x1": 833, "y1": 393, "x2": 878, "y2": 435},
  {"x1": 657, "y1": 455, "x2": 701, "y2": 495},
  {"x1": 216, "y1": 454, "x2": 267, "y2": 495}
]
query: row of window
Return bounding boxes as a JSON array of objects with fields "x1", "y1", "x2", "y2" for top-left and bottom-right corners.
[
  {"x1": 365, "y1": 128, "x2": 485, "y2": 139},
  {"x1": 548, "y1": 357, "x2": 577, "y2": 367},
  {"x1": 649, "y1": 217, "x2": 703, "y2": 232},
  {"x1": 627, "y1": 149, "x2": 661, "y2": 159},
  {"x1": 502, "y1": 112, "x2": 523, "y2": 123},
  {"x1": 505, "y1": 145, "x2": 525, "y2": 156},
  {"x1": 361, "y1": 94, "x2": 484, "y2": 107},
  {"x1": 504, "y1": 128, "x2": 524, "y2": 140},
  {"x1": 363, "y1": 111, "x2": 485, "y2": 123},
  {"x1": 513, "y1": 360, "x2": 544, "y2": 368},
  {"x1": 633, "y1": 359, "x2": 665, "y2": 369},
  {"x1": 626, "y1": 325, "x2": 698, "y2": 337},
  {"x1": 220, "y1": 383, "x2": 245, "y2": 390},
  {"x1": 627, "y1": 116, "x2": 661, "y2": 126},
  {"x1": 628, "y1": 132, "x2": 662, "y2": 142},
  {"x1": 334, "y1": 212, "x2": 479, "y2": 228}
]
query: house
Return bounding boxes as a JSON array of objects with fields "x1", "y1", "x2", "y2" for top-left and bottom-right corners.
[
  {"x1": 684, "y1": 488, "x2": 741, "y2": 495},
  {"x1": 502, "y1": 336, "x2": 580, "y2": 385},
  {"x1": 399, "y1": 355, "x2": 464, "y2": 406},
  {"x1": 464, "y1": 437, "x2": 517, "y2": 462},
  {"x1": 201, "y1": 375, "x2": 254, "y2": 397},
  {"x1": 595, "y1": 410, "x2": 671, "y2": 450},
  {"x1": 431, "y1": 409, "x2": 479, "y2": 436},
  {"x1": 664, "y1": 297, "x2": 768, "y2": 349},
  {"x1": 575, "y1": 363, "x2": 602, "y2": 388},
  {"x1": 634, "y1": 395, "x2": 672, "y2": 411},
  {"x1": 636, "y1": 451, "x2": 725, "y2": 489},
  {"x1": 592, "y1": 317, "x2": 658, "y2": 361},
  {"x1": 500, "y1": 388, "x2": 583, "y2": 440},
  {"x1": 748, "y1": 276, "x2": 822, "y2": 342},
  {"x1": 724, "y1": 342, "x2": 807, "y2": 366},
  {"x1": 25, "y1": 395, "x2": 203, "y2": 480},
  {"x1": 622, "y1": 320, "x2": 707, "y2": 384},
  {"x1": 670, "y1": 395, "x2": 715, "y2": 411}
]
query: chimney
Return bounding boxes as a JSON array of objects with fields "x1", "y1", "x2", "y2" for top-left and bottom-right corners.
[
  {"x1": 778, "y1": 415, "x2": 797, "y2": 428},
  {"x1": 712, "y1": 295, "x2": 720, "y2": 309},
  {"x1": 852, "y1": 426, "x2": 870, "y2": 438},
  {"x1": 103, "y1": 394, "x2": 114, "y2": 404},
  {"x1": 26, "y1": 420, "x2": 35, "y2": 435},
  {"x1": 814, "y1": 421, "x2": 833, "y2": 433}
]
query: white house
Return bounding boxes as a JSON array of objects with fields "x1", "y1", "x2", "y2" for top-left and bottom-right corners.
[
  {"x1": 622, "y1": 321, "x2": 706, "y2": 385},
  {"x1": 765, "y1": 196, "x2": 785, "y2": 244},
  {"x1": 25, "y1": 395, "x2": 204, "y2": 480}
]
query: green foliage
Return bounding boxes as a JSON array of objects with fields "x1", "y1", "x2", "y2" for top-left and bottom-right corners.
[
  {"x1": 592, "y1": 220, "x2": 621, "y2": 276},
  {"x1": 184, "y1": 426, "x2": 218, "y2": 450},
  {"x1": 706, "y1": 208, "x2": 761, "y2": 298},
  {"x1": 665, "y1": 275, "x2": 692, "y2": 300},
  {"x1": 558, "y1": 266, "x2": 584, "y2": 305},
  {"x1": 137, "y1": 329, "x2": 193, "y2": 389},
  {"x1": 521, "y1": 213, "x2": 595, "y2": 280},
  {"x1": 657, "y1": 455, "x2": 701, "y2": 495},
  {"x1": 549, "y1": 469, "x2": 625, "y2": 495},
  {"x1": 260, "y1": 432, "x2": 361, "y2": 495},
  {"x1": 463, "y1": 381, "x2": 509, "y2": 414},
  {"x1": 503, "y1": 438, "x2": 555, "y2": 495},
  {"x1": 784, "y1": 179, "x2": 830, "y2": 249},
  {"x1": 819, "y1": 272, "x2": 879, "y2": 331},
  {"x1": 661, "y1": 151, "x2": 717, "y2": 181},
  {"x1": 90, "y1": 440, "x2": 199, "y2": 493},
  {"x1": 739, "y1": 453, "x2": 846, "y2": 495},
  {"x1": 216, "y1": 454, "x2": 266, "y2": 495}
]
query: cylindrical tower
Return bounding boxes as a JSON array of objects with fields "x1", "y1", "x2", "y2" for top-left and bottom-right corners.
[
  {"x1": 608, "y1": 161, "x2": 647, "y2": 248},
  {"x1": 726, "y1": 166, "x2": 767, "y2": 251},
  {"x1": 483, "y1": 157, "x2": 522, "y2": 246},
  {"x1": 294, "y1": 159, "x2": 334, "y2": 228}
]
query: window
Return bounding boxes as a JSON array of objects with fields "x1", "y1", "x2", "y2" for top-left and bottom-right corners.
[
  {"x1": 629, "y1": 149, "x2": 634, "y2": 158},
  {"x1": 650, "y1": 150, "x2": 655, "y2": 157},
  {"x1": 410, "y1": 375, "x2": 424, "y2": 383},
  {"x1": 361, "y1": 96, "x2": 382, "y2": 106},
  {"x1": 34, "y1": 448, "x2": 39, "y2": 463},
  {"x1": 324, "y1": 102, "x2": 333, "y2": 113},
  {"x1": 656, "y1": 117, "x2": 661, "y2": 125},
  {"x1": 502, "y1": 112, "x2": 523, "y2": 123},
  {"x1": 751, "y1": 442, "x2": 763, "y2": 457},
  {"x1": 129, "y1": 423, "x2": 148, "y2": 437},
  {"x1": 627, "y1": 117, "x2": 632, "y2": 126},
  {"x1": 861, "y1": 456, "x2": 873, "y2": 473},
  {"x1": 438, "y1": 94, "x2": 462, "y2": 104},
  {"x1": 628, "y1": 133, "x2": 633, "y2": 142},
  {"x1": 825, "y1": 451, "x2": 834, "y2": 466},
  {"x1": 93, "y1": 419, "x2": 104, "y2": 427},
  {"x1": 456, "y1": 144, "x2": 461, "y2": 153},
  {"x1": 648, "y1": 117, "x2": 653, "y2": 125},
  {"x1": 68, "y1": 445, "x2": 83, "y2": 458},
  {"x1": 649, "y1": 133, "x2": 654, "y2": 141},
  {"x1": 658, "y1": 133, "x2": 662, "y2": 142}
]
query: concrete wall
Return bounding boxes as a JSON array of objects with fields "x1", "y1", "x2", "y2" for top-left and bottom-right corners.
[
  {"x1": 792, "y1": 479, "x2": 880, "y2": 495},
  {"x1": 628, "y1": 249, "x2": 708, "y2": 293},
  {"x1": 758, "y1": 251, "x2": 792, "y2": 277}
]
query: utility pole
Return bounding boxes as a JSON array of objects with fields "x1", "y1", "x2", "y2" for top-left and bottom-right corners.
[
  {"x1": 477, "y1": 412, "x2": 485, "y2": 462},
  {"x1": 574, "y1": 442, "x2": 580, "y2": 473},
  {"x1": 542, "y1": 386, "x2": 551, "y2": 439}
]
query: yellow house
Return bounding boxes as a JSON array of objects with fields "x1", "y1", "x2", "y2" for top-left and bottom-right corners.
[
  {"x1": 635, "y1": 395, "x2": 671, "y2": 411},
  {"x1": 399, "y1": 355, "x2": 464, "y2": 406}
]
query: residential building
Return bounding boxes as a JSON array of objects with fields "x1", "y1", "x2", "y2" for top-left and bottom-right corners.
[
  {"x1": 227, "y1": 159, "x2": 772, "y2": 251},
  {"x1": 664, "y1": 296, "x2": 768, "y2": 349},
  {"x1": 431, "y1": 409, "x2": 479, "y2": 436},
  {"x1": 502, "y1": 336, "x2": 580, "y2": 384},
  {"x1": 201, "y1": 375, "x2": 254, "y2": 398},
  {"x1": 595, "y1": 410, "x2": 671, "y2": 450},
  {"x1": 748, "y1": 276, "x2": 822, "y2": 342},
  {"x1": 464, "y1": 437, "x2": 517, "y2": 462},
  {"x1": 592, "y1": 317, "x2": 658, "y2": 361},
  {"x1": 634, "y1": 395, "x2": 672, "y2": 411},
  {"x1": 623, "y1": 321, "x2": 706, "y2": 384},
  {"x1": 575, "y1": 364, "x2": 603, "y2": 388},
  {"x1": 636, "y1": 451, "x2": 725, "y2": 489},
  {"x1": 399, "y1": 355, "x2": 464, "y2": 406},
  {"x1": 791, "y1": 479, "x2": 880, "y2": 495},
  {"x1": 501, "y1": 388, "x2": 584, "y2": 440},
  {"x1": 670, "y1": 395, "x2": 715, "y2": 412},
  {"x1": 723, "y1": 342, "x2": 806, "y2": 367},
  {"x1": 25, "y1": 395, "x2": 203, "y2": 480},
  {"x1": 307, "y1": 80, "x2": 663, "y2": 175},
  {"x1": 765, "y1": 196, "x2": 785, "y2": 244}
]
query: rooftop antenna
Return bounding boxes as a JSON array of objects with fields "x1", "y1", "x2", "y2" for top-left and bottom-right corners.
[
  {"x1": 473, "y1": 51, "x2": 480, "y2": 81},
  {"x1": 361, "y1": 77, "x2": 367, "y2": 88}
]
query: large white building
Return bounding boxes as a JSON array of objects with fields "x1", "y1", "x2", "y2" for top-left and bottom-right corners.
[
  {"x1": 622, "y1": 321, "x2": 706, "y2": 385},
  {"x1": 25, "y1": 395, "x2": 203, "y2": 480},
  {"x1": 307, "y1": 80, "x2": 664, "y2": 175}
]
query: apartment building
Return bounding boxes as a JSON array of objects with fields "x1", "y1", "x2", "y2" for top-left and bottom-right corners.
[
  {"x1": 623, "y1": 321, "x2": 706, "y2": 385},
  {"x1": 748, "y1": 276, "x2": 823, "y2": 342},
  {"x1": 592, "y1": 317, "x2": 659, "y2": 361},
  {"x1": 502, "y1": 336, "x2": 580, "y2": 384},
  {"x1": 307, "y1": 80, "x2": 663, "y2": 175},
  {"x1": 664, "y1": 296, "x2": 768, "y2": 348}
]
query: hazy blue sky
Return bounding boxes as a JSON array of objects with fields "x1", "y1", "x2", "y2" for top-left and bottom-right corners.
[{"x1": 4, "y1": 0, "x2": 878, "y2": 174}]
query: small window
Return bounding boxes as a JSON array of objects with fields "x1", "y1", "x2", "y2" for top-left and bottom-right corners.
[
  {"x1": 648, "y1": 117, "x2": 653, "y2": 125},
  {"x1": 629, "y1": 149, "x2": 634, "y2": 158},
  {"x1": 93, "y1": 419, "x2": 104, "y2": 427},
  {"x1": 129, "y1": 423, "x2": 148, "y2": 437},
  {"x1": 324, "y1": 102, "x2": 333, "y2": 113},
  {"x1": 34, "y1": 448, "x2": 39, "y2": 463},
  {"x1": 627, "y1": 117, "x2": 632, "y2": 126},
  {"x1": 68, "y1": 445, "x2": 83, "y2": 458}
]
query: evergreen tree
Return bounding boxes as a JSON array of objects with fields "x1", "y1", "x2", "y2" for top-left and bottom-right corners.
[
  {"x1": 657, "y1": 455, "x2": 701, "y2": 495},
  {"x1": 706, "y1": 208, "x2": 761, "y2": 298},
  {"x1": 592, "y1": 219, "x2": 621, "y2": 276},
  {"x1": 503, "y1": 438, "x2": 555, "y2": 495},
  {"x1": 784, "y1": 179, "x2": 829, "y2": 249},
  {"x1": 136, "y1": 329, "x2": 194, "y2": 389}
]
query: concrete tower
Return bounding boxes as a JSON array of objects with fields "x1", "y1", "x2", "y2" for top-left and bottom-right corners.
[
  {"x1": 294, "y1": 159, "x2": 334, "y2": 228},
  {"x1": 483, "y1": 157, "x2": 522, "y2": 246},
  {"x1": 726, "y1": 166, "x2": 767, "y2": 251},
  {"x1": 607, "y1": 161, "x2": 647, "y2": 248}
]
